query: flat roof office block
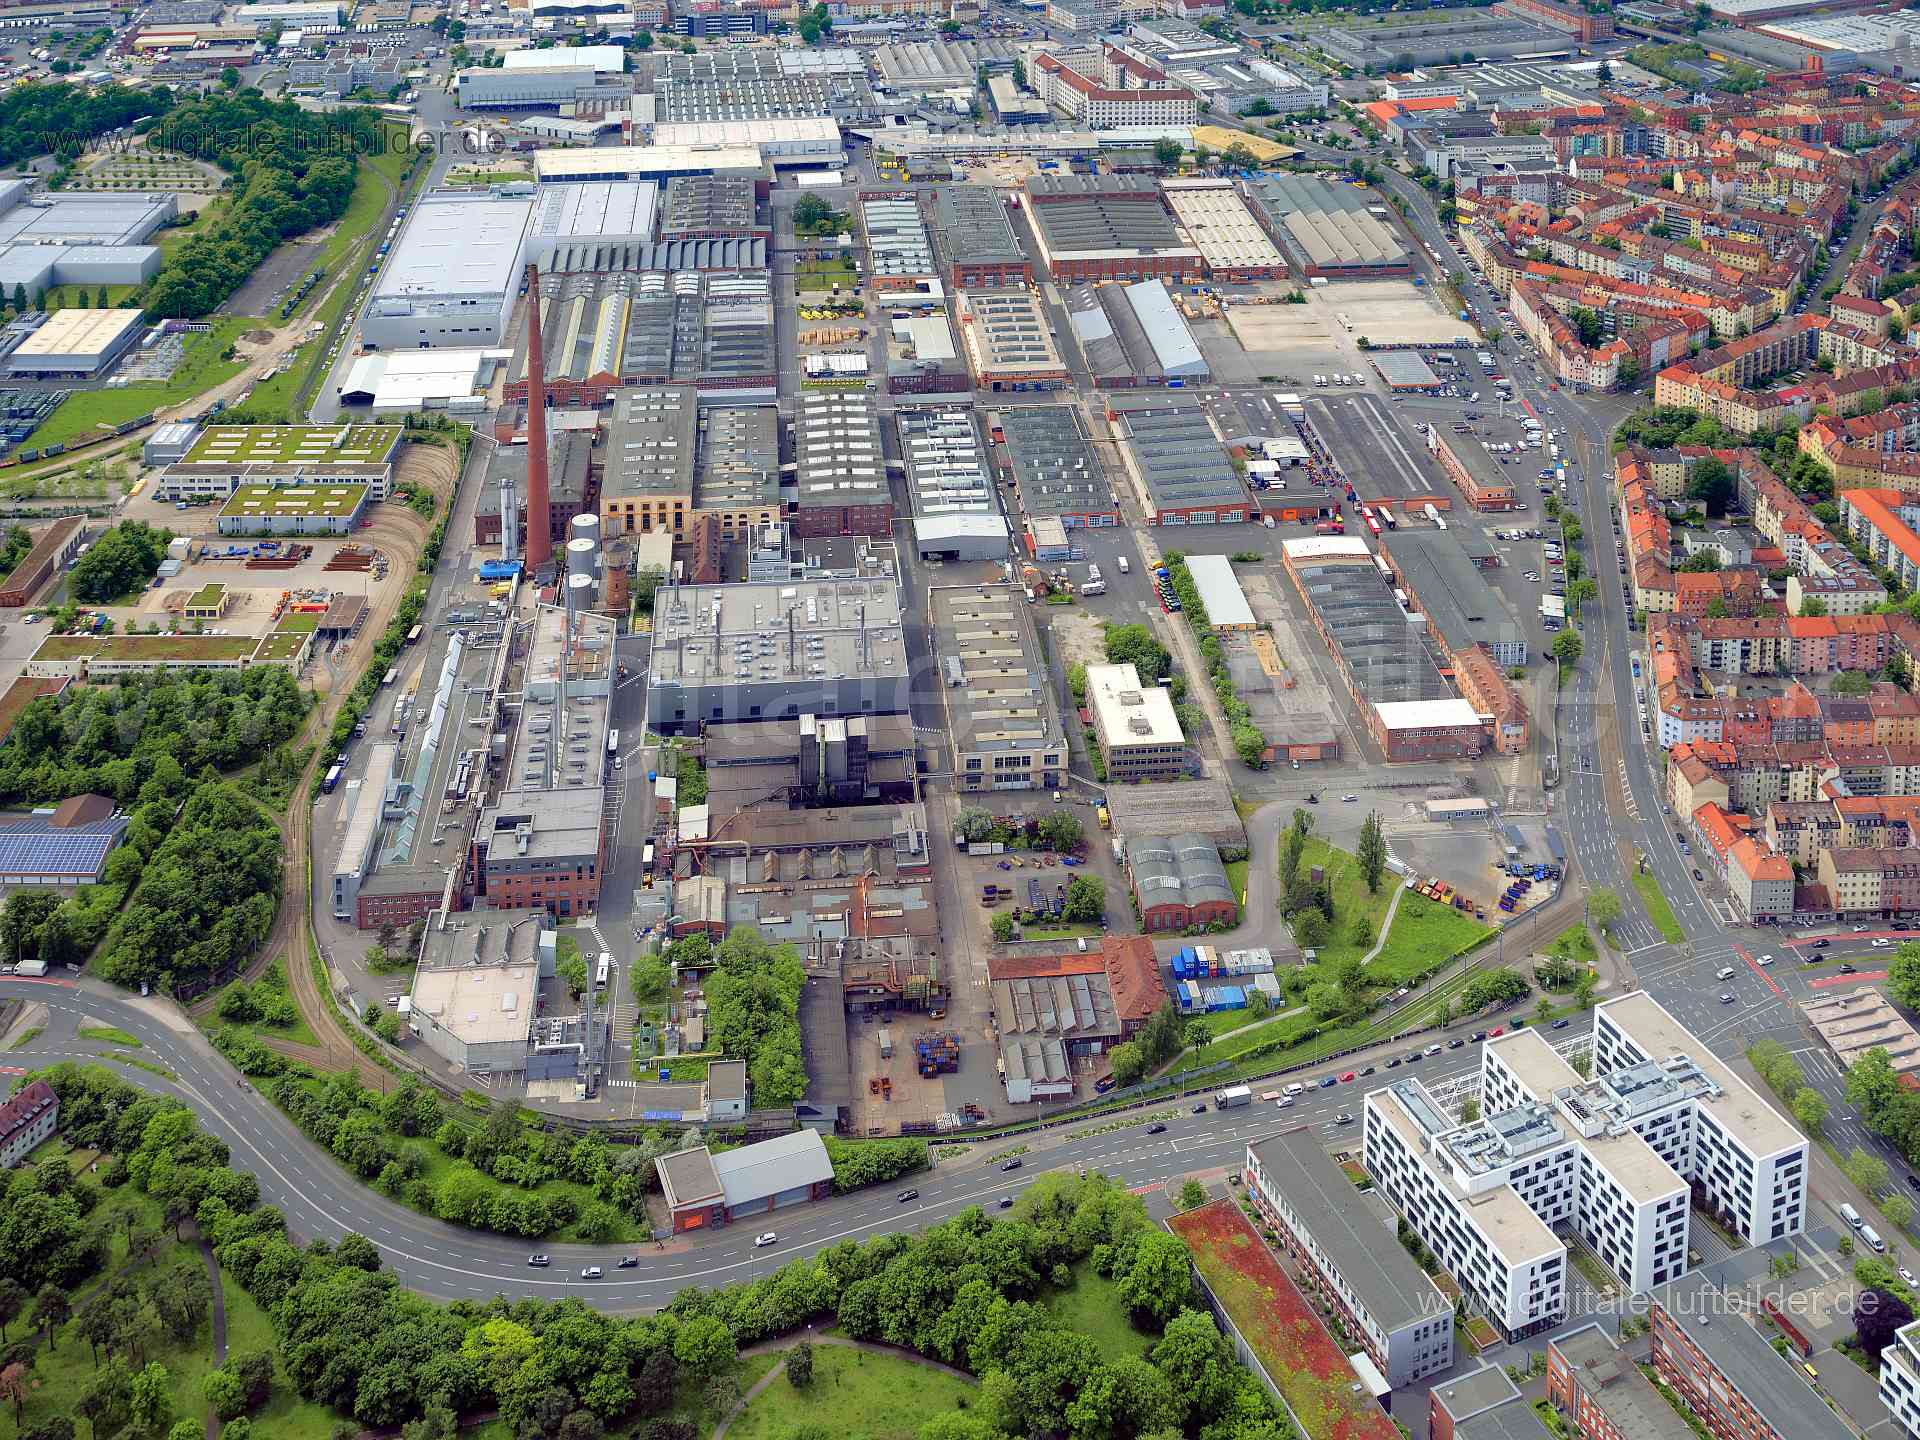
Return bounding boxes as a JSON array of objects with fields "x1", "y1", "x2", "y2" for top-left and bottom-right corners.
[
  {"x1": 930, "y1": 583, "x2": 1065, "y2": 793},
  {"x1": 1085, "y1": 661, "x2": 1186, "y2": 779}
]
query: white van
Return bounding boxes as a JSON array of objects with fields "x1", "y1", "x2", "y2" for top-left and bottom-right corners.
[
  {"x1": 1864, "y1": 1224, "x2": 1888, "y2": 1253},
  {"x1": 1284, "y1": 1082, "x2": 1305, "y2": 1096},
  {"x1": 1117, "y1": 555, "x2": 1129, "y2": 574},
  {"x1": 1716, "y1": 966, "x2": 1736, "y2": 981},
  {"x1": 1841, "y1": 1202, "x2": 1864, "y2": 1230}
]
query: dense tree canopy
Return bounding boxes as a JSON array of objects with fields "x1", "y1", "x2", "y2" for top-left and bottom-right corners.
[
  {"x1": 68, "y1": 522, "x2": 171, "y2": 603},
  {"x1": 141, "y1": 94, "x2": 384, "y2": 317},
  {"x1": 703, "y1": 926, "x2": 808, "y2": 1108},
  {"x1": 0, "y1": 81, "x2": 172, "y2": 170},
  {"x1": 0, "y1": 666, "x2": 307, "y2": 804},
  {"x1": 96, "y1": 782, "x2": 281, "y2": 992}
]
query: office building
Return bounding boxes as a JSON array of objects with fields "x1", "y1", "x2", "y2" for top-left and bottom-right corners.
[
  {"x1": 1085, "y1": 661, "x2": 1187, "y2": 779},
  {"x1": 930, "y1": 583, "x2": 1066, "y2": 792},
  {"x1": 1246, "y1": 1128, "x2": 1454, "y2": 1387},
  {"x1": 1653, "y1": 1271, "x2": 1854, "y2": 1440},
  {"x1": 468, "y1": 787, "x2": 608, "y2": 919}
]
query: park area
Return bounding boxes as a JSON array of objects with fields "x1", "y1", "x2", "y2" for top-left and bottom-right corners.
[
  {"x1": 1168, "y1": 1199, "x2": 1402, "y2": 1440},
  {"x1": 726, "y1": 1345, "x2": 976, "y2": 1440}
]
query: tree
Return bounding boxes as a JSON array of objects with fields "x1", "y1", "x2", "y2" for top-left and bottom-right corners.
[
  {"x1": 1063, "y1": 875, "x2": 1105, "y2": 924},
  {"x1": 1889, "y1": 943, "x2": 1920, "y2": 1012},
  {"x1": 1859, "y1": 1288, "x2": 1916, "y2": 1362},
  {"x1": 219, "y1": 67, "x2": 240, "y2": 88},
  {"x1": 1185, "y1": 1021, "x2": 1212, "y2": 1061},
  {"x1": 1178, "y1": 1180, "x2": 1206, "y2": 1210},
  {"x1": 1686, "y1": 457, "x2": 1735, "y2": 515},
  {"x1": 1844, "y1": 1146, "x2": 1892, "y2": 1198},
  {"x1": 77, "y1": 1360, "x2": 131, "y2": 1440},
  {"x1": 991, "y1": 911, "x2": 1016, "y2": 943},
  {"x1": 785, "y1": 1342, "x2": 814, "y2": 1389},
  {"x1": 94, "y1": 285, "x2": 107, "y2": 309},
  {"x1": 1115, "y1": 1227, "x2": 1195, "y2": 1326},
  {"x1": 1586, "y1": 889, "x2": 1622, "y2": 932},
  {"x1": 0, "y1": 1362, "x2": 24, "y2": 1425},
  {"x1": 128, "y1": 1362, "x2": 171, "y2": 1439},
  {"x1": 673, "y1": 1315, "x2": 736, "y2": 1380},
  {"x1": 1293, "y1": 909, "x2": 1329, "y2": 950},
  {"x1": 1573, "y1": 970, "x2": 1598, "y2": 1009},
  {"x1": 1038, "y1": 813, "x2": 1083, "y2": 853},
  {"x1": 68, "y1": 521, "x2": 170, "y2": 604},
  {"x1": 1356, "y1": 812, "x2": 1387, "y2": 894},
  {"x1": 1109, "y1": 1040, "x2": 1147, "y2": 1088},
  {"x1": 1154, "y1": 138, "x2": 1183, "y2": 170},
  {"x1": 1848, "y1": 1048, "x2": 1905, "y2": 1135},
  {"x1": 1552, "y1": 629, "x2": 1584, "y2": 667},
  {"x1": 31, "y1": 1285, "x2": 69, "y2": 1350},
  {"x1": 793, "y1": 193, "x2": 833, "y2": 233},
  {"x1": 1886, "y1": 1193, "x2": 1916, "y2": 1231},
  {"x1": 1461, "y1": 1098, "x2": 1480, "y2": 1122},
  {"x1": 1792, "y1": 1088, "x2": 1827, "y2": 1137},
  {"x1": 0, "y1": 1277, "x2": 26, "y2": 1341}
]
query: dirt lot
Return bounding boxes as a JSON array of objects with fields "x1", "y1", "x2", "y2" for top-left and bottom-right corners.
[
  {"x1": 1224, "y1": 301, "x2": 1337, "y2": 354},
  {"x1": 1049, "y1": 607, "x2": 1112, "y2": 671}
]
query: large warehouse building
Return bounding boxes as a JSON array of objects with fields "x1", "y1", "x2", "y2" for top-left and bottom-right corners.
[
  {"x1": 1244, "y1": 174, "x2": 1412, "y2": 278},
  {"x1": 6, "y1": 308, "x2": 145, "y2": 378},
  {"x1": 363, "y1": 190, "x2": 534, "y2": 350},
  {"x1": 1108, "y1": 397, "x2": 1250, "y2": 525},
  {"x1": 1162, "y1": 180, "x2": 1287, "y2": 281},
  {"x1": 0, "y1": 183, "x2": 175, "y2": 246},
  {"x1": 455, "y1": 63, "x2": 604, "y2": 109},
  {"x1": 1023, "y1": 173, "x2": 1203, "y2": 283},
  {"x1": 1066, "y1": 279, "x2": 1208, "y2": 388}
]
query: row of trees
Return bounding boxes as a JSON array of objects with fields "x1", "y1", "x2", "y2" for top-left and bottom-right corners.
[
  {"x1": 141, "y1": 94, "x2": 385, "y2": 318},
  {"x1": 18, "y1": 1061, "x2": 1300, "y2": 1440}
]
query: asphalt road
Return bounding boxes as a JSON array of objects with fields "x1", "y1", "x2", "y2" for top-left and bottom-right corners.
[{"x1": 1, "y1": 972, "x2": 1497, "y2": 1308}]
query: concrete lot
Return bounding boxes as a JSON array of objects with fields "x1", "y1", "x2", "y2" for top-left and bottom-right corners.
[{"x1": 1329, "y1": 279, "x2": 1468, "y2": 346}]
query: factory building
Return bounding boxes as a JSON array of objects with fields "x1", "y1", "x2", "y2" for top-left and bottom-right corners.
[
  {"x1": 652, "y1": 117, "x2": 845, "y2": 168},
  {"x1": 407, "y1": 910, "x2": 548, "y2": 1078},
  {"x1": 658, "y1": 1130, "x2": 835, "y2": 1232},
  {"x1": 6, "y1": 308, "x2": 145, "y2": 378},
  {"x1": 455, "y1": 65, "x2": 609, "y2": 109},
  {"x1": 899, "y1": 406, "x2": 1009, "y2": 561},
  {"x1": 1108, "y1": 396, "x2": 1249, "y2": 525},
  {"x1": 956, "y1": 289, "x2": 1070, "y2": 392},
  {"x1": 1085, "y1": 661, "x2": 1187, "y2": 779},
  {"x1": 1243, "y1": 173, "x2": 1412, "y2": 278},
  {"x1": 0, "y1": 184, "x2": 176, "y2": 247},
  {"x1": 1024, "y1": 173, "x2": 1204, "y2": 283},
  {"x1": 793, "y1": 391, "x2": 890, "y2": 537},
  {"x1": 363, "y1": 190, "x2": 533, "y2": 350},
  {"x1": 1066, "y1": 279, "x2": 1208, "y2": 388},
  {"x1": 644, "y1": 576, "x2": 911, "y2": 734},
  {"x1": 932, "y1": 185, "x2": 1031, "y2": 289},
  {"x1": 930, "y1": 582, "x2": 1066, "y2": 792},
  {"x1": 531, "y1": 144, "x2": 769, "y2": 186},
  {"x1": 998, "y1": 404, "x2": 1121, "y2": 532},
  {"x1": 523, "y1": 182, "x2": 659, "y2": 271},
  {"x1": 1162, "y1": 180, "x2": 1287, "y2": 281}
]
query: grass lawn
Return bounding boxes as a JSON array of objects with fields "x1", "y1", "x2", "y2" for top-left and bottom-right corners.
[
  {"x1": 1545, "y1": 923, "x2": 1596, "y2": 966},
  {"x1": 77, "y1": 1025, "x2": 140, "y2": 1047},
  {"x1": 30, "y1": 316, "x2": 258, "y2": 447},
  {"x1": 1631, "y1": 869, "x2": 1685, "y2": 944},
  {"x1": 1226, "y1": 858, "x2": 1249, "y2": 906},
  {"x1": 1291, "y1": 838, "x2": 1393, "y2": 972},
  {"x1": 1363, "y1": 892, "x2": 1492, "y2": 985},
  {"x1": 0, "y1": 456, "x2": 121, "y2": 500},
  {"x1": 218, "y1": 1268, "x2": 343, "y2": 1440},
  {"x1": 1044, "y1": 1264, "x2": 1156, "y2": 1358},
  {"x1": 726, "y1": 1346, "x2": 976, "y2": 1440},
  {"x1": 1020, "y1": 921, "x2": 1105, "y2": 941},
  {"x1": 795, "y1": 259, "x2": 858, "y2": 292}
]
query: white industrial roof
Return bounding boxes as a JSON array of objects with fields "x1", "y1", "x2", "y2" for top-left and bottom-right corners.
[
  {"x1": 530, "y1": 181, "x2": 658, "y2": 244},
  {"x1": 1123, "y1": 280, "x2": 1206, "y2": 380},
  {"x1": 652, "y1": 117, "x2": 842, "y2": 150},
  {"x1": 12, "y1": 307, "x2": 143, "y2": 359},
  {"x1": 504, "y1": 43, "x2": 626, "y2": 73},
  {"x1": 709, "y1": 1128, "x2": 834, "y2": 1208},
  {"x1": 375, "y1": 191, "x2": 532, "y2": 302},
  {"x1": 1087, "y1": 661, "x2": 1184, "y2": 746},
  {"x1": 1282, "y1": 535, "x2": 1373, "y2": 562},
  {"x1": 1162, "y1": 181, "x2": 1284, "y2": 272},
  {"x1": 1374, "y1": 698, "x2": 1483, "y2": 731},
  {"x1": 1184, "y1": 553, "x2": 1256, "y2": 628},
  {"x1": 533, "y1": 143, "x2": 765, "y2": 181},
  {"x1": 339, "y1": 348, "x2": 509, "y2": 412},
  {"x1": 915, "y1": 513, "x2": 1011, "y2": 542}
]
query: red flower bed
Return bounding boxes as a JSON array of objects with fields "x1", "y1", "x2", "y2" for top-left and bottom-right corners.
[{"x1": 1168, "y1": 1200, "x2": 1401, "y2": 1440}]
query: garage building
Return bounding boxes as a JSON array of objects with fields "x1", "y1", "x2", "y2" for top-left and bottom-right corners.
[
  {"x1": 1243, "y1": 173, "x2": 1411, "y2": 278},
  {"x1": 1067, "y1": 278, "x2": 1209, "y2": 389},
  {"x1": 657, "y1": 1128, "x2": 835, "y2": 1232}
]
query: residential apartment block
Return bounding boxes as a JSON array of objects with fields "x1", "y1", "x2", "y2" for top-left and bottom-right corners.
[
  {"x1": 1245, "y1": 1127, "x2": 1455, "y2": 1386},
  {"x1": 1366, "y1": 995, "x2": 1805, "y2": 1340}
]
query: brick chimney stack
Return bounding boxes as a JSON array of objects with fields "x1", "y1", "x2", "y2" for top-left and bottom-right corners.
[{"x1": 523, "y1": 264, "x2": 552, "y2": 573}]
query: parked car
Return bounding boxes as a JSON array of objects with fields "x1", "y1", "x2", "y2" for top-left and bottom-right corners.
[
  {"x1": 998, "y1": 1196, "x2": 1015, "y2": 1209},
  {"x1": 1146, "y1": 1122, "x2": 1167, "y2": 1134},
  {"x1": 1719, "y1": 993, "x2": 1737, "y2": 1005}
]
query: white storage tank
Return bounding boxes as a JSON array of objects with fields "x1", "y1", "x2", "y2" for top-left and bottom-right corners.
[
  {"x1": 568, "y1": 511, "x2": 601, "y2": 554},
  {"x1": 566, "y1": 571, "x2": 595, "y2": 608}
]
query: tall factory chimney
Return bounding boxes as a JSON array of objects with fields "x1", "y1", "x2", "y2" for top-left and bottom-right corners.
[{"x1": 523, "y1": 264, "x2": 553, "y2": 573}]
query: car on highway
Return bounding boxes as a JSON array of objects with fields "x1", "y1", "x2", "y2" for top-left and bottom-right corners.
[
  {"x1": 1812, "y1": 937, "x2": 1830, "y2": 948},
  {"x1": 1841, "y1": 963, "x2": 1859, "y2": 974},
  {"x1": 1758, "y1": 954, "x2": 1774, "y2": 965},
  {"x1": 1001, "y1": 1157, "x2": 1023, "y2": 1171},
  {"x1": 580, "y1": 1266, "x2": 603, "y2": 1279},
  {"x1": 527, "y1": 1255, "x2": 551, "y2": 1267},
  {"x1": 1360, "y1": 1065, "x2": 1374, "y2": 1076},
  {"x1": 1856, "y1": 924, "x2": 1870, "y2": 933},
  {"x1": 998, "y1": 1196, "x2": 1014, "y2": 1208},
  {"x1": 1342, "y1": 794, "x2": 1358, "y2": 802},
  {"x1": 1334, "y1": 1112, "x2": 1353, "y2": 1126},
  {"x1": 1552, "y1": 1018, "x2": 1571, "y2": 1029},
  {"x1": 1447, "y1": 1037, "x2": 1464, "y2": 1049},
  {"x1": 1147, "y1": 1122, "x2": 1167, "y2": 1134},
  {"x1": 754, "y1": 1233, "x2": 778, "y2": 1248},
  {"x1": 897, "y1": 1188, "x2": 920, "y2": 1202},
  {"x1": 1471, "y1": 1031, "x2": 1487, "y2": 1042},
  {"x1": 1424, "y1": 1043, "x2": 1444, "y2": 1055},
  {"x1": 617, "y1": 1256, "x2": 639, "y2": 1268},
  {"x1": 1318, "y1": 1075, "x2": 1337, "y2": 1087},
  {"x1": 1874, "y1": 938, "x2": 1894, "y2": 947}
]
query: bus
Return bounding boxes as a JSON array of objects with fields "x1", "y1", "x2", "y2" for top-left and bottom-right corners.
[
  {"x1": 641, "y1": 842, "x2": 655, "y2": 888},
  {"x1": 322, "y1": 764, "x2": 343, "y2": 794},
  {"x1": 606, "y1": 728, "x2": 619, "y2": 758},
  {"x1": 405, "y1": 624, "x2": 422, "y2": 646},
  {"x1": 1380, "y1": 507, "x2": 1398, "y2": 530},
  {"x1": 594, "y1": 953, "x2": 612, "y2": 990},
  {"x1": 382, "y1": 668, "x2": 398, "y2": 687}
]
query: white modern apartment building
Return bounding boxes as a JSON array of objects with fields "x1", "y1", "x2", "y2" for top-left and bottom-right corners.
[
  {"x1": 1878, "y1": 1319, "x2": 1920, "y2": 1438},
  {"x1": 1032, "y1": 45, "x2": 1198, "y2": 127},
  {"x1": 1365, "y1": 995, "x2": 1806, "y2": 1340},
  {"x1": 1246, "y1": 1128, "x2": 1455, "y2": 1386}
]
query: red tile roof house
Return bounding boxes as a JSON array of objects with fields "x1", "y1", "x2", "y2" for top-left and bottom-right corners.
[{"x1": 0, "y1": 1078, "x2": 58, "y2": 1168}]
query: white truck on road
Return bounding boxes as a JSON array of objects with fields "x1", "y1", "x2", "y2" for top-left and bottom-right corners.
[{"x1": 1215, "y1": 1084, "x2": 1252, "y2": 1109}]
